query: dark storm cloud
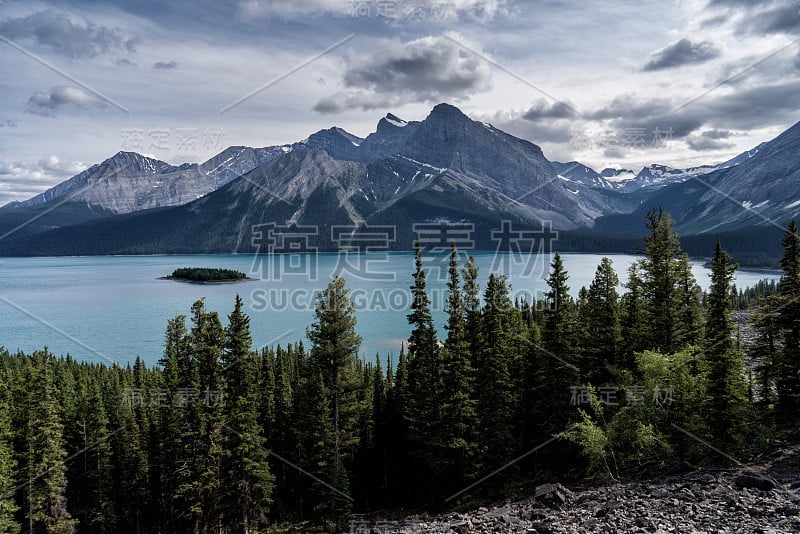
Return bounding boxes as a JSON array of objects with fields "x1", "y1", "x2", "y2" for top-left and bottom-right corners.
[
  {"x1": 314, "y1": 36, "x2": 492, "y2": 113},
  {"x1": 585, "y1": 96, "x2": 703, "y2": 138},
  {"x1": 642, "y1": 38, "x2": 721, "y2": 71},
  {"x1": 0, "y1": 11, "x2": 138, "y2": 58},
  {"x1": 153, "y1": 61, "x2": 178, "y2": 70},
  {"x1": 588, "y1": 80, "x2": 800, "y2": 137},
  {"x1": 521, "y1": 99, "x2": 578, "y2": 120},
  {"x1": 26, "y1": 86, "x2": 107, "y2": 116},
  {"x1": 701, "y1": 80, "x2": 800, "y2": 129}
]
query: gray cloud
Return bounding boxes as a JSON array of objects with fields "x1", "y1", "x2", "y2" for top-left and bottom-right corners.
[
  {"x1": 642, "y1": 38, "x2": 721, "y2": 71},
  {"x1": 238, "y1": 0, "x2": 510, "y2": 22},
  {"x1": 314, "y1": 35, "x2": 492, "y2": 113},
  {"x1": 701, "y1": 129, "x2": 732, "y2": 140},
  {"x1": 603, "y1": 147, "x2": 627, "y2": 159},
  {"x1": 114, "y1": 58, "x2": 136, "y2": 67},
  {"x1": 584, "y1": 80, "x2": 800, "y2": 145},
  {"x1": 26, "y1": 86, "x2": 107, "y2": 116},
  {"x1": 687, "y1": 130, "x2": 735, "y2": 151},
  {"x1": 706, "y1": 0, "x2": 800, "y2": 36},
  {"x1": 521, "y1": 99, "x2": 578, "y2": 120},
  {"x1": 585, "y1": 95, "x2": 704, "y2": 139},
  {"x1": 0, "y1": 10, "x2": 138, "y2": 58},
  {"x1": 476, "y1": 109, "x2": 574, "y2": 145},
  {"x1": 739, "y1": 1, "x2": 800, "y2": 35},
  {"x1": 0, "y1": 156, "x2": 87, "y2": 204},
  {"x1": 153, "y1": 60, "x2": 178, "y2": 70}
]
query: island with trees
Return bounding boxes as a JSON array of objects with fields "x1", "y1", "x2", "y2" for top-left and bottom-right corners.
[{"x1": 159, "y1": 267, "x2": 254, "y2": 284}]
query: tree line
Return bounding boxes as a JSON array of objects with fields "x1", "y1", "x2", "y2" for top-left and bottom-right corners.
[{"x1": 1, "y1": 209, "x2": 799, "y2": 533}]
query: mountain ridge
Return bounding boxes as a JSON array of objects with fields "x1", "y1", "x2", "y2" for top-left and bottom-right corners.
[{"x1": 2, "y1": 105, "x2": 799, "y2": 257}]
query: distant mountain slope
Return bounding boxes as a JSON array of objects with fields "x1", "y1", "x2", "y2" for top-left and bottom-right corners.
[
  {"x1": 553, "y1": 161, "x2": 615, "y2": 189},
  {"x1": 595, "y1": 121, "x2": 800, "y2": 235},
  {"x1": 8, "y1": 147, "x2": 288, "y2": 215}
]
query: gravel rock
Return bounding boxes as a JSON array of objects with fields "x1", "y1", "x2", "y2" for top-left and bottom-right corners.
[{"x1": 350, "y1": 450, "x2": 800, "y2": 533}]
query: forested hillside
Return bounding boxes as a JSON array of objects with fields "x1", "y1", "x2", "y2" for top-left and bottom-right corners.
[{"x1": 1, "y1": 211, "x2": 799, "y2": 533}]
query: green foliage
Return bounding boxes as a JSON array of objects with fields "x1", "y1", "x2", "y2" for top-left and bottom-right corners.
[{"x1": 557, "y1": 390, "x2": 611, "y2": 478}]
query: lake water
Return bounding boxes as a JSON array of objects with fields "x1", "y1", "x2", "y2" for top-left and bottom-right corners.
[{"x1": 0, "y1": 253, "x2": 781, "y2": 367}]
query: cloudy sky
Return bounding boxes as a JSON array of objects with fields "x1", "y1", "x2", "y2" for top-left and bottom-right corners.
[{"x1": 1, "y1": 0, "x2": 799, "y2": 204}]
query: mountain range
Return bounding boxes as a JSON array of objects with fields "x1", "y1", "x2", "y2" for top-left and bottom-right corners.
[{"x1": 0, "y1": 103, "x2": 797, "y2": 261}]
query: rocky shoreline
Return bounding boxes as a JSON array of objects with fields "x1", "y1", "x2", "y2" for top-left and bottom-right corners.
[{"x1": 343, "y1": 444, "x2": 800, "y2": 533}]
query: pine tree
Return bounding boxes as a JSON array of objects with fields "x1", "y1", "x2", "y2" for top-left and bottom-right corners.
[
  {"x1": 777, "y1": 220, "x2": 800, "y2": 418},
  {"x1": 25, "y1": 351, "x2": 78, "y2": 534},
  {"x1": 158, "y1": 314, "x2": 198, "y2": 532},
  {"x1": 82, "y1": 381, "x2": 116, "y2": 533},
  {"x1": 270, "y1": 346, "x2": 297, "y2": 519},
  {"x1": 674, "y1": 253, "x2": 703, "y2": 347},
  {"x1": 294, "y1": 362, "x2": 335, "y2": 521},
  {"x1": 475, "y1": 274, "x2": 518, "y2": 475},
  {"x1": 620, "y1": 263, "x2": 647, "y2": 367},
  {"x1": 438, "y1": 242, "x2": 479, "y2": 493},
  {"x1": 462, "y1": 254, "x2": 482, "y2": 368},
  {"x1": 385, "y1": 346, "x2": 411, "y2": 504},
  {"x1": 190, "y1": 299, "x2": 226, "y2": 531},
  {"x1": 703, "y1": 241, "x2": 748, "y2": 449},
  {"x1": 0, "y1": 380, "x2": 19, "y2": 534},
  {"x1": 404, "y1": 238, "x2": 442, "y2": 495},
  {"x1": 582, "y1": 258, "x2": 622, "y2": 385},
  {"x1": 542, "y1": 253, "x2": 575, "y2": 358},
  {"x1": 640, "y1": 209, "x2": 682, "y2": 353},
  {"x1": 221, "y1": 295, "x2": 274, "y2": 532},
  {"x1": 749, "y1": 298, "x2": 781, "y2": 407},
  {"x1": 306, "y1": 276, "x2": 362, "y2": 524},
  {"x1": 537, "y1": 253, "x2": 579, "y2": 435}
]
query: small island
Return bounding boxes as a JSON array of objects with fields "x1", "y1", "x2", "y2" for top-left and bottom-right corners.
[{"x1": 158, "y1": 267, "x2": 255, "y2": 284}]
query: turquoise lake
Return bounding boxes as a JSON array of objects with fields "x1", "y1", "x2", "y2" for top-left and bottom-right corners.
[{"x1": 0, "y1": 253, "x2": 781, "y2": 367}]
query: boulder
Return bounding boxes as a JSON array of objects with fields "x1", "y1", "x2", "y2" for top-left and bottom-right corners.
[
  {"x1": 534, "y1": 483, "x2": 574, "y2": 508},
  {"x1": 734, "y1": 473, "x2": 779, "y2": 492}
]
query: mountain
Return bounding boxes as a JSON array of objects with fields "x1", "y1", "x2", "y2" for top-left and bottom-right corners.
[
  {"x1": 5, "y1": 104, "x2": 798, "y2": 258},
  {"x1": 7, "y1": 147, "x2": 289, "y2": 215},
  {"x1": 0, "y1": 104, "x2": 638, "y2": 255},
  {"x1": 600, "y1": 167, "x2": 637, "y2": 182},
  {"x1": 595, "y1": 121, "x2": 800, "y2": 235},
  {"x1": 619, "y1": 163, "x2": 717, "y2": 192},
  {"x1": 552, "y1": 161, "x2": 615, "y2": 189}
]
